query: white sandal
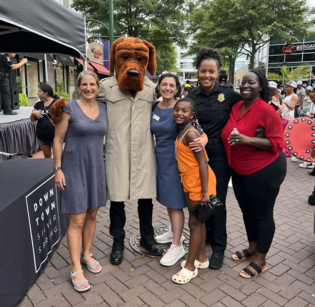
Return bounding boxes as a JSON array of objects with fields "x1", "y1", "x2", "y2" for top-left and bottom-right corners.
[
  {"x1": 70, "y1": 270, "x2": 91, "y2": 292},
  {"x1": 80, "y1": 253, "x2": 102, "y2": 273},
  {"x1": 172, "y1": 267, "x2": 198, "y2": 284},
  {"x1": 181, "y1": 258, "x2": 209, "y2": 269}
]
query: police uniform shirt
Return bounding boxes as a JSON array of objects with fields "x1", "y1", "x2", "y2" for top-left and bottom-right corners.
[
  {"x1": 0, "y1": 54, "x2": 13, "y2": 73},
  {"x1": 188, "y1": 81, "x2": 242, "y2": 140}
]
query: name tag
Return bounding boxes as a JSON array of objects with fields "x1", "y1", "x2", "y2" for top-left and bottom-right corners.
[{"x1": 153, "y1": 114, "x2": 160, "y2": 121}]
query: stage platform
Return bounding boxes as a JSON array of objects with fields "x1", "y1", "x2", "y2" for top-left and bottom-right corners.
[
  {"x1": 0, "y1": 106, "x2": 33, "y2": 124},
  {"x1": 0, "y1": 107, "x2": 40, "y2": 161}
]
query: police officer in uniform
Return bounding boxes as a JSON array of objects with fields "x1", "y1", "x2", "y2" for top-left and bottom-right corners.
[
  {"x1": 0, "y1": 53, "x2": 28, "y2": 115},
  {"x1": 188, "y1": 48, "x2": 241, "y2": 270}
]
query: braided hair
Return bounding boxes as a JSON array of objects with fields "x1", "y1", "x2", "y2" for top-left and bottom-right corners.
[
  {"x1": 248, "y1": 69, "x2": 272, "y2": 103},
  {"x1": 194, "y1": 47, "x2": 223, "y2": 70},
  {"x1": 174, "y1": 97, "x2": 204, "y2": 135}
]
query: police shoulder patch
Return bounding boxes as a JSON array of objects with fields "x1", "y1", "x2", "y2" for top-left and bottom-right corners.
[{"x1": 7, "y1": 57, "x2": 10, "y2": 61}]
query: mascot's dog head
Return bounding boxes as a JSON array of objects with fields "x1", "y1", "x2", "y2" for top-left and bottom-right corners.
[{"x1": 110, "y1": 37, "x2": 156, "y2": 92}]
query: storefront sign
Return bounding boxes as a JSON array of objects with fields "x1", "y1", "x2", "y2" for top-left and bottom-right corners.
[
  {"x1": 282, "y1": 43, "x2": 295, "y2": 55},
  {"x1": 282, "y1": 43, "x2": 315, "y2": 55},
  {"x1": 26, "y1": 175, "x2": 61, "y2": 273},
  {"x1": 91, "y1": 48, "x2": 102, "y2": 59},
  {"x1": 295, "y1": 43, "x2": 315, "y2": 52}
]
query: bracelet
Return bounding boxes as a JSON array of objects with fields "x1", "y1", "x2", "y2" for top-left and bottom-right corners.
[{"x1": 201, "y1": 193, "x2": 208, "y2": 196}]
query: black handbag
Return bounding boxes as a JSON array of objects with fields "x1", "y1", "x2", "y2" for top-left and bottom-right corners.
[{"x1": 189, "y1": 195, "x2": 223, "y2": 224}]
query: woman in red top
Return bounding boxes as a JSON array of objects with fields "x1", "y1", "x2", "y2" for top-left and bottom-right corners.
[{"x1": 221, "y1": 70, "x2": 286, "y2": 279}]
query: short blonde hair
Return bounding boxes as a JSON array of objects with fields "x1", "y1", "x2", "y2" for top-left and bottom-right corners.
[{"x1": 77, "y1": 70, "x2": 100, "y2": 88}]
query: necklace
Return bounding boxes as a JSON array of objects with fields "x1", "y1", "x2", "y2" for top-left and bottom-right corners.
[
  {"x1": 80, "y1": 101, "x2": 97, "y2": 114},
  {"x1": 175, "y1": 123, "x2": 192, "y2": 160}
]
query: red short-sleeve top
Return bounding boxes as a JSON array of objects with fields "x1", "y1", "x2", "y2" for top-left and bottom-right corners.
[{"x1": 221, "y1": 97, "x2": 285, "y2": 175}]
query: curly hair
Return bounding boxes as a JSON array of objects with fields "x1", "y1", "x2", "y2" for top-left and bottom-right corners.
[
  {"x1": 248, "y1": 69, "x2": 272, "y2": 103},
  {"x1": 194, "y1": 47, "x2": 223, "y2": 70}
]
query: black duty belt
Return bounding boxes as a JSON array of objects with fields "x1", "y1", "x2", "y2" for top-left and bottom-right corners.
[
  {"x1": 207, "y1": 138, "x2": 222, "y2": 145},
  {"x1": 0, "y1": 71, "x2": 9, "y2": 78}
]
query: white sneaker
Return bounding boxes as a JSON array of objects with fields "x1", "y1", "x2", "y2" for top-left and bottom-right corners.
[
  {"x1": 299, "y1": 162, "x2": 314, "y2": 169},
  {"x1": 228, "y1": 179, "x2": 233, "y2": 188},
  {"x1": 160, "y1": 243, "x2": 186, "y2": 266},
  {"x1": 291, "y1": 157, "x2": 298, "y2": 162},
  {"x1": 155, "y1": 226, "x2": 185, "y2": 244}
]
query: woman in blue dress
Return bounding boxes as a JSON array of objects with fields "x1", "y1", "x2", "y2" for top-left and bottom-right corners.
[
  {"x1": 151, "y1": 73, "x2": 208, "y2": 266},
  {"x1": 53, "y1": 71, "x2": 107, "y2": 292}
]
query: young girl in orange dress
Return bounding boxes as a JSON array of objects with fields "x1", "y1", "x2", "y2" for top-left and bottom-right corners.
[{"x1": 172, "y1": 97, "x2": 217, "y2": 284}]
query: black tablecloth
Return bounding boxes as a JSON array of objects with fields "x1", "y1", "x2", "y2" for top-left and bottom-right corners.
[
  {"x1": 0, "y1": 119, "x2": 40, "y2": 161},
  {"x1": 0, "y1": 159, "x2": 68, "y2": 307}
]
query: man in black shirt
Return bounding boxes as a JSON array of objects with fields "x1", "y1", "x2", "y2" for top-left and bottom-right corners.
[{"x1": 0, "y1": 53, "x2": 28, "y2": 115}]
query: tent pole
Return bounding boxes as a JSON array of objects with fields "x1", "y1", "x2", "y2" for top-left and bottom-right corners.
[{"x1": 44, "y1": 54, "x2": 48, "y2": 82}]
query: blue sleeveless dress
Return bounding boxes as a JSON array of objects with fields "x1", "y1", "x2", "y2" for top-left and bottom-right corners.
[
  {"x1": 150, "y1": 105, "x2": 186, "y2": 209},
  {"x1": 61, "y1": 100, "x2": 107, "y2": 214}
]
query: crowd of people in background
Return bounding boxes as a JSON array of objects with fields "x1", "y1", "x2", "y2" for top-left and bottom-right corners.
[{"x1": 28, "y1": 45, "x2": 315, "y2": 291}]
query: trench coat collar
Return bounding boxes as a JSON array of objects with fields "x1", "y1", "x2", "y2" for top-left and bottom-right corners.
[{"x1": 108, "y1": 75, "x2": 152, "y2": 102}]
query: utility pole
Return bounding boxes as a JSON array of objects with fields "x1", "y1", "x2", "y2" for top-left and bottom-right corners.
[{"x1": 109, "y1": 0, "x2": 114, "y2": 51}]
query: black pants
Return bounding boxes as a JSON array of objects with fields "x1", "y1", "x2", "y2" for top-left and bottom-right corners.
[
  {"x1": 232, "y1": 152, "x2": 287, "y2": 254},
  {"x1": 205, "y1": 142, "x2": 230, "y2": 255},
  {"x1": 0, "y1": 78, "x2": 12, "y2": 114},
  {"x1": 294, "y1": 105, "x2": 299, "y2": 118},
  {"x1": 109, "y1": 199, "x2": 154, "y2": 244}
]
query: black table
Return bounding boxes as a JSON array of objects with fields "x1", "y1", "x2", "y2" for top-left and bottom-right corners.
[{"x1": 0, "y1": 159, "x2": 68, "y2": 307}]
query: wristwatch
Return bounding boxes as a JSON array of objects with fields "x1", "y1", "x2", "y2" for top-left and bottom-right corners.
[{"x1": 53, "y1": 166, "x2": 62, "y2": 172}]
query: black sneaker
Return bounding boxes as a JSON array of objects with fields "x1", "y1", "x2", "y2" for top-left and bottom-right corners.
[
  {"x1": 209, "y1": 253, "x2": 224, "y2": 270},
  {"x1": 3, "y1": 111, "x2": 18, "y2": 115}
]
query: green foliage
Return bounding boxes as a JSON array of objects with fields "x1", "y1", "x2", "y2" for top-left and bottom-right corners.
[
  {"x1": 267, "y1": 64, "x2": 313, "y2": 82},
  {"x1": 16, "y1": 76, "x2": 27, "y2": 93},
  {"x1": 56, "y1": 81, "x2": 64, "y2": 92},
  {"x1": 188, "y1": 0, "x2": 315, "y2": 74},
  {"x1": 54, "y1": 92, "x2": 70, "y2": 101},
  {"x1": 19, "y1": 94, "x2": 29, "y2": 106},
  {"x1": 72, "y1": 0, "x2": 188, "y2": 48}
]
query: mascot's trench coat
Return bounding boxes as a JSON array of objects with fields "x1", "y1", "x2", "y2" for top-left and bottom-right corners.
[{"x1": 97, "y1": 75, "x2": 157, "y2": 202}]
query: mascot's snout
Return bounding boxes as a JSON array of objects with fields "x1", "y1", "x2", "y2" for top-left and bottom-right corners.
[
  {"x1": 110, "y1": 37, "x2": 156, "y2": 92},
  {"x1": 127, "y1": 69, "x2": 139, "y2": 77}
]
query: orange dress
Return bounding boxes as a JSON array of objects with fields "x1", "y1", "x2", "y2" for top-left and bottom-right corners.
[{"x1": 175, "y1": 128, "x2": 216, "y2": 201}]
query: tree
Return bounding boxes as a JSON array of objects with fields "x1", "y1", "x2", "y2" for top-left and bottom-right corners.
[
  {"x1": 267, "y1": 64, "x2": 312, "y2": 83},
  {"x1": 72, "y1": 0, "x2": 187, "y2": 50},
  {"x1": 187, "y1": 0, "x2": 247, "y2": 82},
  {"x1": 188, "y1": 0, "x2": 315, "y2": 72}
]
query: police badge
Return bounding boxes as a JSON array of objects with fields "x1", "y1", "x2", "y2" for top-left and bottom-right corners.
[{"x1": 218, "y1": 93, "x2": 225, "y2": 102}]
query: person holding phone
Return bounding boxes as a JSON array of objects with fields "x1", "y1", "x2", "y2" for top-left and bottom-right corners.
[{"x1": 221, "y1": 70, "x2": 286, "y2": 279}]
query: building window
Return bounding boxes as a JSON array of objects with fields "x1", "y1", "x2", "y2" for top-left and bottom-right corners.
[
  {"x1": 268, "y1": 55, "x2": 284, "y2": 63},
  {"x1": 285, "y1": 54, "x2": 302, "y2": 62},
  {"x1": 180, "y1": 62, "x2": 184, "y2": 69},
  {"x1": 269, "y1": 45, "x2": 284, "y2": 55},
  {"x1": 303, "y1": 53, "x2": 315, "y2": 62},
  {"x1": 55, "y1": 0, "x2": 64, "y2": 5}
]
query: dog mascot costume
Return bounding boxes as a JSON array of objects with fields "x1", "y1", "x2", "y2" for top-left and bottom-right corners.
[{"x1": 97, "y1": 37, "x2": 163, "y2": 265}]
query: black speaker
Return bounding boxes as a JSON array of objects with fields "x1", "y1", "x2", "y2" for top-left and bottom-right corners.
[
  {"x1": 219, "y1": 74, "x2": 228, "y2": 84},
  {"x1": 11, "y1": 87, "x2": 19, "y2": 110},
  {"x1": 9, "y1": 70, "x2": 17, "y2": 88}
]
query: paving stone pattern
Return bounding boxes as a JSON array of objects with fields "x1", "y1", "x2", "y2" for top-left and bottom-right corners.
[{"x1": 19, "y1": 159, "x2": 315, "y2": 307}]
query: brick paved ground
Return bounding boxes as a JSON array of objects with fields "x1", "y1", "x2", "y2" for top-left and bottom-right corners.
[{"x1": 18, "y1": 158, "x2": 315, "y2": 307}]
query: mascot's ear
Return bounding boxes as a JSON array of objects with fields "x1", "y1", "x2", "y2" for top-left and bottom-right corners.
[
  {"x1": 110, "y1": 37, "x2": 125, "y2": 73},
  {"x1": 142, "y1": 40, "x2": 156, "y2": 76},
  {"x1": 50, "y1": 98, "x2": 67, "y2": 125}
]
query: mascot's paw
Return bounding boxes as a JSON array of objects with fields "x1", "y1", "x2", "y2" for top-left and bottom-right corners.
[{"x1": 50, "y1": 98, "x2": 67, "y2": 124}]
